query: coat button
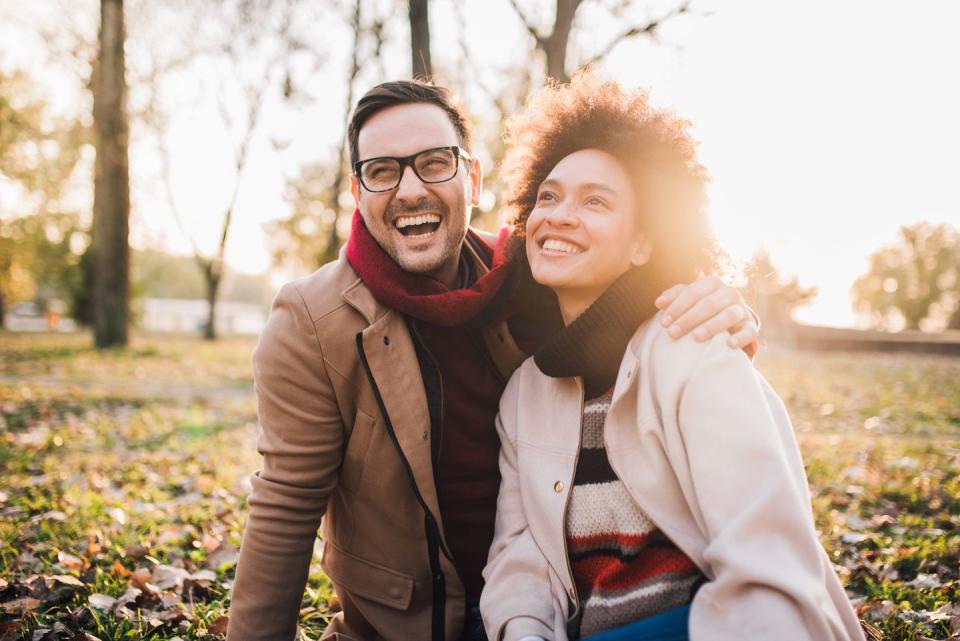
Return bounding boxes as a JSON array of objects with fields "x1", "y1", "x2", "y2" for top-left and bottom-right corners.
[{"x1": 554, "y1": 481, "x2": 564, "y2": 493}]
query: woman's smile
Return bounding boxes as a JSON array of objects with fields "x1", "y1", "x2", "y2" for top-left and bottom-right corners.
[{"x1": 538, "y1": 235, "x2": 585, "y2": 257}]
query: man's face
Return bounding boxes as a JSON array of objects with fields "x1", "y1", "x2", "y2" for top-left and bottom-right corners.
[{"x1": 351, "y1": 103, "x2": 481, "y2": 284}]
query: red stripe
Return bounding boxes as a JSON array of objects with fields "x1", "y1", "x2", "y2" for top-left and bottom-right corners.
[{"x1": 571, "y1": 545, "x2": 697, "y2": 593}]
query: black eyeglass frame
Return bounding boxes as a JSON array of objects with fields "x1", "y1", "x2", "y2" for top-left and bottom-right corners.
[{"x1": 353, "y1": 145, "x2": 473, "y2": 193}]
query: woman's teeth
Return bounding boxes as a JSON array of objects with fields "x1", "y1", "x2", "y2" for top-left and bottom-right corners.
[{"x1": 542, "y1": 238, "x2": 582, "y2": 255}]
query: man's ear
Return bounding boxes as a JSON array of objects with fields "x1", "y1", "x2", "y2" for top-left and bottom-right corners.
[
  {"x1": 469, "y1": 158, "x2": 483, "y2": 207},
  {"x1": 631, "y1": 237, "x2": 653, "y2": 267},
  {"x1": 350, "y1": 174, "x2": 361, "y2": 208}
]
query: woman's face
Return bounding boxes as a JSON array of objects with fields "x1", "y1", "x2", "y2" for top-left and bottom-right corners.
[{"x1": 525, "y1": 149, "x2": 648, "y2": 310}]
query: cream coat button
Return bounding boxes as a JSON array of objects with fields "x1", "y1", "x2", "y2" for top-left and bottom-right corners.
[{"x1": 554, "y1": 481, "x2": 564, "y2": 493}]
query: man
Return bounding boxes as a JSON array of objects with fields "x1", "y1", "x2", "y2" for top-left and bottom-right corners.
[{"x1": 226, "y1": 80, "x2": 756, "y2": 641}]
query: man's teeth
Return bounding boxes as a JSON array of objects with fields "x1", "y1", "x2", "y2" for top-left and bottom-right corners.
[
  {"x1": 395, "y1": 213, "x2": 441, "y2": 229},
  {"x1": 542, "y1": 239, "x2": 582, "y2": 254}
]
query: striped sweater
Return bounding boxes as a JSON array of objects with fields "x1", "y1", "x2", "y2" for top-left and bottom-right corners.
[{"x1": 566, "y1": 391, "x2": 705, "y2": 638}]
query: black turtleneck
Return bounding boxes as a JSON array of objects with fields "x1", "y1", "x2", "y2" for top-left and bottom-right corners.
[{"x1": 534, "y1": 268, "x2": 659, "y2": 398}]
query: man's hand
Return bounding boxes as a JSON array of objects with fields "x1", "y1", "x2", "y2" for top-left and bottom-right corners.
[{"x1": 654, "y1": 275, "x2": 758, "y2": 350}]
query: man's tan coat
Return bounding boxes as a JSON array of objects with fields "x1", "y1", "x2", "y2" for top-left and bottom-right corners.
[{"x1": 226, "y1": 240, "x2": 526, "y2": 641}]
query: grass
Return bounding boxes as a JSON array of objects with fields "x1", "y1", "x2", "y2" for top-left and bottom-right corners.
[{"x1": 1, "y1": 330, "x2": 958, "y2": 640}]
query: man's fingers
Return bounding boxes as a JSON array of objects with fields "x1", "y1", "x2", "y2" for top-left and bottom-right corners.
[
  {"x1": 690, "y1": 305, "x2": 749, "y2": 342},
  {"x1": 663, "y1": 281, "x2": 738, "y2": 338},
  {"x1": 659, "y1": 276, "x2": 724, "y2": 327},
  {"x1": 654, "y1": 284, "x2": 684, "y2": 309}
]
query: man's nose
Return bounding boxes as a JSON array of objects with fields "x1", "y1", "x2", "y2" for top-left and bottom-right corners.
[{"x1": 395, "y1": 164, "x2": 429, "y2": 202}]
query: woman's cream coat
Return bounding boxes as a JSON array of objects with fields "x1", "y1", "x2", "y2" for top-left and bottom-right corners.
[{"x1": 480, "y1": 313, "x2": 865, "y2": 641}]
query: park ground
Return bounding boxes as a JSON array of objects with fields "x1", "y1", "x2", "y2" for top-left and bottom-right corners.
[{"x1": 0, "y1": 331, "x2": 958, "y2": 640}]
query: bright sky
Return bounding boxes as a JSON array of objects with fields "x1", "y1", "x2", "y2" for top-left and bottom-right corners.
[{"x1": 3, "y1": 0, "x2": 959, "y2": 327}]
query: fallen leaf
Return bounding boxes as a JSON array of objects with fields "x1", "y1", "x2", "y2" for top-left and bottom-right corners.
[
  {"x1": 0, "y1": 578, "x2": 7, "y2": 591},
  {"x1": 152, "y1": 565, "x2": 190, "y2": 591},
  {"x1": 328, "y1": 594, "x2": 342, "y2": 613},
  {"x1": 908, "y1": 573, "x2": 942, "y2": 589},
  {"x1": 202, "y1": 534, "x2": 221, "y2": 551},
  {"x1": 188, "y1": 569, "x2": 217, "y2": 588},
  {"x1": 112, "y1": 561, "x2": 130, "y2": 577},
  {"x1": 88, "y1": 594, "x2": 117, "y2": 611},
  {"x1": 49, "y1": 575, "x2": 85, "y2": 588},
  {"x1": 129, "y1": 567, "x2": 152, "y2": 588},
  {"x1": 842, "y1": 532, "x2": 869, "y2": 544},
  {"x1": 114, "y1": 586, "x2": 141, "y2": 610},
  {"x1": 107, "y1": 507, "x2": 126, "y2": 525},
  {"x1": 57, "y1": 551, "x2": 84, "y2": 571},
  {"x1": 208, "y1": 615, "x2": 229, "y2": 635},
  {"x1": 206, "y1": 542, "x2": 238, "y2": 570},
  {"x1": 124, "y1": 544, "x2": 149, "y2": 559},
  {"x1": 1, "y1": 597, "x2": 42, "y2": 615}
]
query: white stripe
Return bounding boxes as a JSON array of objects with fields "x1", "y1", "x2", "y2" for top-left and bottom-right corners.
[
  {"x1": 567, "y1": 482, "x2": 656, "y2": 538},
  {"x1": 583, "y1": 575, "x2": 699, "y2": 609}
]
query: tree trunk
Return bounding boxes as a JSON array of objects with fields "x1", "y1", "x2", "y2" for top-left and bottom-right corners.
[
  {"x1": 949, "y1": 302, "x2": 960, "y2": 330},
  {"x1": 203, "y1": 263, "x2": 220, "y2": 341},
  {"x1": 91, "y1": 0, "x2": 130, "y2": 348},
  {"x1": 409, "y1": 0, "x2": 431, "y2": 78},
  {"x1": 542, "y1": 0, "x2": 582, "y2": 82},
  {"x1": 318, "y1": 0, "x2": 363, "y2": 267}
]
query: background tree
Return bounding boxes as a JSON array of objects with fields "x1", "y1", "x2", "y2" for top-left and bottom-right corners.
[
  {"x1": 507, "y1": 0, "x2": 693, "y2": 82},
  {"x1": 0, "y1": 68, "x2": 89, "y2": 325},
  {"x1": 90, "y1": 0, "x2": 131, "y2": 348},
  {"x1": 148, "y1": 0, "x2": 327, "y2": 339},
  {"x1": 265, "y1": 0, "x2": 380, "y2": 272},
  {"x1": 409, "y1": 0, "x2": 431, "y2": 78},
  {"x1": 741, "y1": 250, "x2": 818, "y2": 326},
  {"x1": 852, "y1": 222, "x2": 959, "y2": 331}
]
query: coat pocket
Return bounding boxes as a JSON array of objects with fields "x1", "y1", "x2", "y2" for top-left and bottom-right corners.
[{"x1": 321, "y1": 538, "x2": 415, "y2": 611}]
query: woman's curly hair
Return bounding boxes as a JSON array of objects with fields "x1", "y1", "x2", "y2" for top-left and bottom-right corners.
[{"x1": 500, "y1": 72, "x2": 720, "y2": 290}]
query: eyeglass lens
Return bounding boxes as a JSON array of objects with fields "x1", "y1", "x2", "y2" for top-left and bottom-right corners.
[{"x1": 361, "y1": 148, "x2": 458, "y2": 191}]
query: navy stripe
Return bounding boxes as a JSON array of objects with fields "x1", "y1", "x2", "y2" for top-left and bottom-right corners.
[{"x1": 573, "y1": 447, "x2": 618, "y2": 485}]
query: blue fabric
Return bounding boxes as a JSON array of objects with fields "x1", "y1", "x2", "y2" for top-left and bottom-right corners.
[{"x1": 579, "y1": 603, "x2": 691, "y2": 641}]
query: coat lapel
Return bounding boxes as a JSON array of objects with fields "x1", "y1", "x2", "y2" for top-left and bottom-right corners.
[{"x1": 358, "y1": 310, "x2": 444, "y2": 536}]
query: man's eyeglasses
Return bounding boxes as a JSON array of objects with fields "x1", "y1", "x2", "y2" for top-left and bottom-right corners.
[{"x1": 354, "y1": 145, "x2": 472, "y2": 193}]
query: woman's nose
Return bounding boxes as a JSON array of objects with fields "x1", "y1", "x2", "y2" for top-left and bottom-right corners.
[{"x1": 545, "y1": 200, "x2": 578, "y2": 227}]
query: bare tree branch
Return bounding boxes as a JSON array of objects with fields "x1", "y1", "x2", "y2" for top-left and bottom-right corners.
[
  {"x1": 581, "y1": 0, "x2": 691, "y2": 68},
  {"x1": 506, "y1": 0, "x2": 545, "y2": 46}
]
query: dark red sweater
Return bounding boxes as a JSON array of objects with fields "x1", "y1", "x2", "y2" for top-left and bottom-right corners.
[{"x1": 415, "y1": 322, "x2": 505, "y2": 606}]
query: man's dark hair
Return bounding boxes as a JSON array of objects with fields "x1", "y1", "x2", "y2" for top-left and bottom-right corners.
[{"x1": 347, "y1": 80, "x2": 472, "y2": 167}]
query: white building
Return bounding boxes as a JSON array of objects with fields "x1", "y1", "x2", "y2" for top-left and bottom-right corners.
[{"x1": 140, "y1": 298, "x2": 267, "y2": 335}]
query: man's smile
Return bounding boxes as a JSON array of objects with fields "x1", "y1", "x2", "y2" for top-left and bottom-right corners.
[{"x1": 394, "y1": 212, "x2": 442, "y2": 237}]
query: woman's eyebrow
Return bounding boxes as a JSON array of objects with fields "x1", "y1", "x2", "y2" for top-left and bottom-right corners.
[{"x1": 579, "y1": 182, "x2": 618, "y2": 197}]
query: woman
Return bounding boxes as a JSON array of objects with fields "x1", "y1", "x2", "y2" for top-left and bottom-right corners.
[{"x1": 480, "y1": 74, "x2": 864, "y2": 641}]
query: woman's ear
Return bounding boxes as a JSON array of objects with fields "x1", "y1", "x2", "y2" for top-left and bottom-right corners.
[{"x1": 631, "y1": 236, "x2": 653, "y2": 267}]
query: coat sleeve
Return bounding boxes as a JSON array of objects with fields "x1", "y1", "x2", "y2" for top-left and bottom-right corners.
[
  {"x1": 227, "y1": 283, "x2": 346, "y2": 641},
  {"x1": 663, "y1": 335, "x2": 863, "y2": 641},
  {"x1": 481, "y1": 373, "x2": 558, "y2": 641}
]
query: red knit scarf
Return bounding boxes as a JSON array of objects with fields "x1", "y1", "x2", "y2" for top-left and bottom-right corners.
[{"x1": 344, "y1": 209, "x2": 514, "y2": 326}]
